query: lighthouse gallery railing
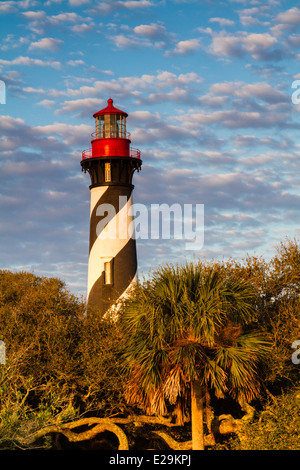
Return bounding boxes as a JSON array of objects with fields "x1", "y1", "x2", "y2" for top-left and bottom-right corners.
[{"x1": 82, "y1": 147, "x2": 141, "y2": 160}]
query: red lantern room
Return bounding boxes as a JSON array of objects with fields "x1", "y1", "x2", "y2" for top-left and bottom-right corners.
[{"x1": 82, "y1": 98, "x2": 141, "y2": 160}]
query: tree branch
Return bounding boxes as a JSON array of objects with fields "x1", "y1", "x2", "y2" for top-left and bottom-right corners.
[
  {"x1": 18, "y1": 418, "x2": 129, "y2": 450},
  {"x1": 152, "y1": 431, "x2": 192, "y2": 450},
  {"x1": 16, "y1": 404, "x2": 255, "y2": 450}
]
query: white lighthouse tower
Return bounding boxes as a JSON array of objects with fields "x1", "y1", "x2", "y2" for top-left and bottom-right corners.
[{"x1": 81, "y1": 98, "x2": 142, "y2": 313}]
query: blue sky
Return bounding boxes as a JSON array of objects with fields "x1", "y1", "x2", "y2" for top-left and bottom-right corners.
[{"x1": 0, "y1": 0, "x2": 300, "y2": 298}]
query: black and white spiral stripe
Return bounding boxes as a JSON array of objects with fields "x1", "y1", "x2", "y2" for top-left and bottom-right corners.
[{"x1": 87, "y1": 184, "x2": 137, "y2": 313}]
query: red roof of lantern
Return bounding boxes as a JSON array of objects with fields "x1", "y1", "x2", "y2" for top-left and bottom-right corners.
[{"x1": 93, "y1": 98, "x2": 128, "y2": 118}]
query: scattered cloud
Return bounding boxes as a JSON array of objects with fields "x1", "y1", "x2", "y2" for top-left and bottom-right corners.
[
  {"x1": 0, "y1": 0, "x2": 299, "y2": 296},
  {"x1": 209, "y1": 17, "x2": 234, "y2": 26},
  {"x1": 22, "y1": 10, "x2": 45, "y2": 19},
  {"x1": 67, "y1": 59, "x2": 85, "y2": 66},
  {"x1": 210, "y1": 81, "x2": 288, "y2": 104},
  {"x1": 69, "y1": 0, "x2": 90, "y2": 5},
  {"x1": 275, "y1": 7, "x2": 300, "y2": 26},
  {"x1": 0, "y1": 0, "x2": 37, "y2": 14},
  {"x1": 29, "y1": 37, "x2": 63, "y2": 51},
  {"x1": 70, "y1": 22, "x2": 94, "y2": 33},
  {"x1": 0, "y1": 56, "x2": 61, "y2": 68},
  {"x1": 22, "y1": 10, "x2": 93, "y2": 34},
  {"x1": 166, "y1": 38, "x2": 201, "y2": 55},
  {"x1": 207, "y1": 31, "x2": 281, "y2": 61},
  {"x1": 89, "y1": 0, "x2": 154, "y2": 14},
  {"x1": 133, "y1": 22, "x2": 168, "y2": 39},
  {"x1": 108, "y1": 22, "x2": 174, "y2": 50},
  {"x1": 37, "y1": 99, "x2": 56, "y2": 107}
]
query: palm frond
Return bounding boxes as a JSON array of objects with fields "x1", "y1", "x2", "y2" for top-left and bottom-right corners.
[
  {"x1": 121, "y1": 260, "x2": 271, "y2": 418},
  {"x1": 163, "y1": 365, "x2": 188, "y2": 405}
]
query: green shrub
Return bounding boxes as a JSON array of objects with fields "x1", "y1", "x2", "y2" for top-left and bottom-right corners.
[{"x1": 230, "y1": 388, "x2": 300, "y2": 450}]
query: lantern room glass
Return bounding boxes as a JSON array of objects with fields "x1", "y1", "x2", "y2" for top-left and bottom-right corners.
[{"x1": 95, "y1": 114, "x2": 127, "y2": 139}]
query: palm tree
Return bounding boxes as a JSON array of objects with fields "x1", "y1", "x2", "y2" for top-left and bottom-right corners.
[{"x1": 120, "y1": 262, "x2": 270, "y2": 450}]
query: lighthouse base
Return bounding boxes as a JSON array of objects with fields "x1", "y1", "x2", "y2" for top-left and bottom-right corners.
[{"x1": 87, "y1": 237, "x2": 137, "y2": 314}]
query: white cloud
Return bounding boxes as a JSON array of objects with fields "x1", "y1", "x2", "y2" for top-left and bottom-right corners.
[
  {"x1": 0, "y1": 1, "x2": 17, "y2": 13},
  {"x1": 276, "y1": 7, "x2": 300, "y2": 25},
  {"x1": 243, "y1": 33, "x2": 278, "y2": 59},
  {"x1": 205, "y1": 30, "x2": 280, "y2": 61},
  {"x1": 272, "y1": 7, "x2": 300, "y2": 37},
  {"x1": 0, "y1": 56, "x2": 61, "y2": 69},
  {"x1": 90, "y1": 0, "x2": 154, "y2": 13},
  {"x1": 239, "y1": 16, "x2": 270, "y2": 27},
  {"x1": 156, "y1": 71, "x2": 203, "y2": 86},
  {"x1": 233, "y1": 135, "x2": 292, "y2": 150},
  {"x1": 236, "y1": 6, "x2": 271, "y2": 26},
  {"x1": 118, "y1": 0, "x2": 153, "y2": 9},
  {"x1": 209, "y1": 17, "x2": 234, "y2": 26},
  {"x1": 0, "y1": 0, "x2": 37, "y2": 13},
  {"x1": 22, "y1": 10, "x2": 93, "y2": 34},
  {"x1": 106, "y1": 21, "x2": 175, "y2": 50},
  {"x1": 37, "y1": 99, "x2": 55, "y2": 108},
  {"x1": 50, "y1": 12, "x2": 81, "y2": 23},
  {"x1": 109, "y1": 29, "x2": 170, "y2": 50},
  {"x1": 56, "y1": 97, "x2": 108, "y2": 116},
  {"x1": 176, "y1": 109, "x2": 288, "y2": 129},
  {"x1": 29, "y1": 37, "x2": 63, "y2": 51},
  {"x1": 44, "y1": 0, "x2": 63, "y2": 4},
  {"x1": 71, "y1": 23, "x2": 94, "y2": 32},
  {"x1": 198, "y1": 94, "x2": 229, "y2": 107},
  {"x1": 234, "y1": 82, "x2": 288, "y2": 103},
  {"x1": 34, "y1": 122, "x2": 92, "y2": 146},
  {"x1": 69, "y1": 0, "x2": 90, "y2": 5},
  {"x1": 110, "y1": 33, "x2": 148, "y2": 49},
  {"x1": 0, "y1": 34, "x2": 30, "y2": 51},
  {"x1": 210, "y1": 81, "x2": 288, "y2": 104},
  {"x1": 22, "y1": 10, "x2": 45, "y2": 19},
  {"x1": 67, "y1": 59, "x2": 85, "y2": 66},
  {"x1": 167, "y1": 38, "x2": 201, "y2": 55},
  {"x1": 133, "y1": 23, "x2": 168, "y2": 39},
  {"x1": 23, "y1": 86, "x2": 45, "y2": 93},
  {"x1": 55, "y1": 71, "x2": 204, "y2": 111}
]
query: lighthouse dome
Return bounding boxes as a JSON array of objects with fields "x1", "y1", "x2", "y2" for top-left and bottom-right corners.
[{"x1": 93, "y1": 98, "x2": 128, "y2": 118}]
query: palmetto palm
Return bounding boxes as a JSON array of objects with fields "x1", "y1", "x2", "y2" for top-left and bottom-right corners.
[{"x1": 121, "y1": 262, "x2": 270, "y2": 450}]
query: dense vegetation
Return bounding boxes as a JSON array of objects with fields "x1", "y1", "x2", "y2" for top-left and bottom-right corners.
[{"x1": 0, "y1": 237, "x2": 299, "y2": 450}]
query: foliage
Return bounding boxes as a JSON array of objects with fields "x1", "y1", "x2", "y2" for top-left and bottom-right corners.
[
  {"x1": 0, "y1": 271, "x2": 84, "y2": 447},
  {"x1": 77, "y1": 309, "x2": 129, "y2": 415},
  {"x1": 229, "y1": 387, "x2": 300, "y2": 450},
  {"x1": 0, "y1": 236, "x2": 299, "y2": 449},
  {"x1": 0, "y1": 270, "x2": 127, "y2": 448},
  {"x1": 222, "y1": 237, "x2": 300, "y2": 392}
]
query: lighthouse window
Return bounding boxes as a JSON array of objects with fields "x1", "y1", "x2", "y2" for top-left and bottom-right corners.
[
  {"x1": 105, "y1": 162, "x2": 111, "y2": 182},
  {"x1": 104, "y1": 114, "x2": 118, "y2": 138},
  {"x1": 99, "y1": 116, "x2": 104, "y2": 138},
  {"x1": 104, "y1": 260, "x2": 113, "y2": 285},
  {"x1": 115, "y1": 114, "x2": 126, "y2": 138},
  {"x1": 95, "y1": 116, "x2": 99, "y2": 139}
]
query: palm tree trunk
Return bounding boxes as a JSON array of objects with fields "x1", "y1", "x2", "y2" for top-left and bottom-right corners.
[{"x1": 191, "y1": 379, "x2": 205, "y2": 450}]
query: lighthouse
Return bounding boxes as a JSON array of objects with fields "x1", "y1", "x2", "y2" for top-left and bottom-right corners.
[{"x1": 81, "y1": 98, "x2": 142, "y2": 313}]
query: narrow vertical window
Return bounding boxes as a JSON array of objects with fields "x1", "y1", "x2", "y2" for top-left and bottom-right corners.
[
  {"x1": 95, "y1": 116, "x2": 99, "y2": 139},
  {"x1": 122, "y1": 115, "x2": 126, "y2": 138},
  {"x1": 100, "y1": 116, "x2": 104, "y2": 138},
  {"x1": 105, "y1": 162, "x2": 111, "y2": 182},
  {"x1": 104, "y1": 260, "x2": 113, "y2": 285}
]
